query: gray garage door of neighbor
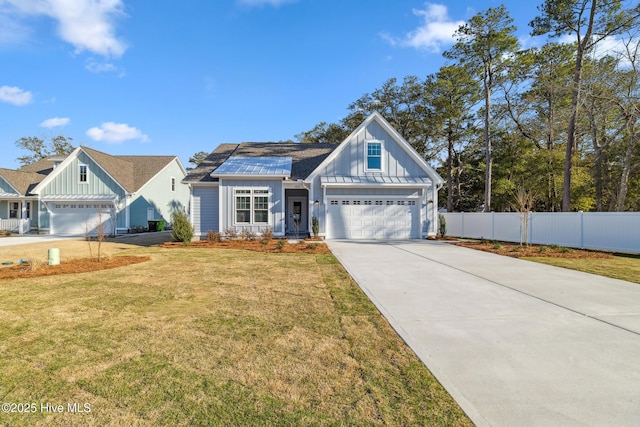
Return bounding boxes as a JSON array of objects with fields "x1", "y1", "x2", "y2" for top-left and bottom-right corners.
[
  {"x1": 327, "y1": 197, "x2": 420, "y2": 239},
  {"x1": 50, "y1": 203, "x2": 114, "y2": 235}
]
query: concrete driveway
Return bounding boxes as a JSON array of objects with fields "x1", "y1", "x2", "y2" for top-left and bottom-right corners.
[{"x1": 327, "y1": 240, "x2": 640, "y2": 427}]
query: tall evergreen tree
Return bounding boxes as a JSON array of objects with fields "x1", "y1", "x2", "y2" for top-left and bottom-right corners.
[{"x1": 444, "y1": 5, "x2": 520, "y2": 212}]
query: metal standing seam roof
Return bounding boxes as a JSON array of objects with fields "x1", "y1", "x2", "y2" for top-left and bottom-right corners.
[
  {"x1": 212, "y1": 156, "x2": 293, "y2": 176},
  {"x1": 320, "y1": 176, "x2": 432, "y2": 185}
]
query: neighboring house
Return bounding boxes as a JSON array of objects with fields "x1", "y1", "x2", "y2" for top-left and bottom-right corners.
[
  {"x1": 0, "y1": 146, "x2": 190, "y2": 235},
  {"x1": 184, "y1": 112, "x2": 444, "y2": 239}
]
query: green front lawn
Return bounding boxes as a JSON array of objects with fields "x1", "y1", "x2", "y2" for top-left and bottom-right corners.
[{"x1": 0, "y1": 246, "x2": 471, "y2": 426}]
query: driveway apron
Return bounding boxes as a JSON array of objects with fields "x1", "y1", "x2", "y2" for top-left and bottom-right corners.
[{"x1": 327, "y1": 240, "x2": 640, "y2": 427}]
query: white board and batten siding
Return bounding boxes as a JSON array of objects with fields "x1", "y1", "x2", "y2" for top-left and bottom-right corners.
[
  {"x1": 309, "y1": 118, "x2": 438, "y2": 239},
  {"x1": 191, "y1": 186, "x2": 219, "y2": 236},
  {"x1": 442, "y1": 212, "x2": 640, "y2": 253},
  {"x1": 39, "y1": 152, "x2": 127, "y2": 233}
]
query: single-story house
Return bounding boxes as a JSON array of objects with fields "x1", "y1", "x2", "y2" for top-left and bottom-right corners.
[
  {"x1": 184, "y1": 112, "x2": 444, "y2": 239},
  {"x1": 0, "y1": 146, "x2": 190, "y2": 235}
]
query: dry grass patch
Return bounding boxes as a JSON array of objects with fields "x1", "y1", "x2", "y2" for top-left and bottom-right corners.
[
  {"x1": 451, "y1": 239, "x2": 640, "y2": 284},
  {"x1": 0, "y1": 246, "x2": 471, "y2": 426},
  {"x1": 523, "y1": 254, "x2": 640, "y2": 284}
]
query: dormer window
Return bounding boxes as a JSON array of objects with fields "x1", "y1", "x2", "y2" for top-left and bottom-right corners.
[
  {"x1": 366, "y1": 140, "x2": 382, "y2": 171},
  {"x1": 79, "y1": 164, "x2": 88, "y2": 183}
]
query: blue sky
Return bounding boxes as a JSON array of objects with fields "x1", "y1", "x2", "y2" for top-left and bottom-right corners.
[{"x1": 0, "y1": 0, "x2": 544, "y2": 169}]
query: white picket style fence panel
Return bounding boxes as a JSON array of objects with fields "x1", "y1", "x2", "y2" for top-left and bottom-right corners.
[
  {"x1": 0, "y1": 218, "x2": 31, "y2": 234},
  {"x1": 441, "y1": 212, "x2": 640, "y2": 254}
]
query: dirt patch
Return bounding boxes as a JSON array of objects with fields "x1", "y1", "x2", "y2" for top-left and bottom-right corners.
[
  {"x1": 452, "y1": 240, "x2": 614, "y2": 259},
  {"x1": 0, "y1": 255, "x2": 151, "y2": 280},
  {"x1": 161, "y1": 239, "x2": 331, "y2": 254}
]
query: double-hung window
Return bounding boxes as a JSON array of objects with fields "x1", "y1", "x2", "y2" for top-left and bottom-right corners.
[
  {"x1": 366, "y1": 140, "x2": 382, "y2": 170},
  {"x1": 9, "y1": 202, "x2": 19, "y2": 219},
  {"x1": 235, "y1": 188, "x2": 269, "y2": 224},
  {"x1": 79, "y1": 164, "x2": 88, "y2": 183}
]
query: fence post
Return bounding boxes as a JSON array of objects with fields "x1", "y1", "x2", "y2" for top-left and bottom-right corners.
[
  {"x1": 491, "y1": 212, "x2": 495, "y2": 240},
  {"x1": 461, "y1": 212, "x2": 465, "y2": 238},
  {"x1": 580, "y1": 211, "x2": 584, "y2": 249}
]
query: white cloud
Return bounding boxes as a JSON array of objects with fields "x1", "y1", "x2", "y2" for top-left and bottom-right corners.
[
  {"x1": 1, "y1": 0, "x2": 127, "y2": 58},
  {"x1": 85, "y1": 58, "x2": 126, "y2": 77},
  {"x1": 40, "y1": 117, "x2": 70, "y2": 127},
  {"x1": 237, "y1": 0, "x2": 297, "y2": 7},
  {"x1": 0, "y1": 85, "x2": 33, "y2": 105},
  {"x1": 383, "y1": 3, "x2": 464, "y2": 53},
  {"x1": 86, "y1": 122, "x2": 149, "y2": 144}
]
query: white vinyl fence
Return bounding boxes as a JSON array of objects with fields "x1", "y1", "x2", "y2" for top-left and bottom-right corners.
[
  {"x1": 441, "y1": 212, "x2": 640, "y2": 254},
  {"x1": 0, "y1": 218, "x2": 31, "y2": 234}
]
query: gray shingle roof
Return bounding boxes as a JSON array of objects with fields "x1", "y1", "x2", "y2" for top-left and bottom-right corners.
[
  {"x1": 0, "y1": 168, "x2": 44, "y2": 195},
  {"x1": 183, "y1": 142, "x2": 339, "y2": 182}
]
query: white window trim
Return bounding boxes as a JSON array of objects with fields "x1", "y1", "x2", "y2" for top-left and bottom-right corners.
[
  {"x1": 79, "y1": 164, "x2": 89, "y2": 184},
  {"x1": 364, "y1": 139, "x2": 384, "y2": 172},
  {"x1": 233, "y1": 187, "x2": 271, "y2": 226}
]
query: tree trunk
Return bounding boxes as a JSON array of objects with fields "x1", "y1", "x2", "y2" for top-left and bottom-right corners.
[
  {"x1": 447, "y1": 123, "x2": 455, "y2": 212},
  {"x1": 616, "y1": 124, "x2": 637, "y2": 211},
  {"x1": 483, "y1": 73, "x2": 492, "y2": 212},
  {"x1": 562, "y1": 0, "x2": 597, "y2": 212}
]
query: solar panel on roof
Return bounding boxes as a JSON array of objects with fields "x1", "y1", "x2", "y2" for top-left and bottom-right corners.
[{"x1": 212, "y1": 156, "x2": 292, "y2": 176}]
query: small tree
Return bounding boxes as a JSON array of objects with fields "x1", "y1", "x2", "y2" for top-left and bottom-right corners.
[
  {"x1": 171, "y1": 210, "x2": 194, "y2": 245},
  {"x1": 311, "y1": 216, "x2": 319, "y2": 238},
  {"x1": 438, "y1": 214, "x2": 447, "y2": 238},
  {"x1": 511, "y1": 187, "x2": 536, "y2": 246}
]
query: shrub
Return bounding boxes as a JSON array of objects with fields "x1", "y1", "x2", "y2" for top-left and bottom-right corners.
[
  {"x1": 538, "y1": 246, "x2": 548, "y2": 253},
  {"x1": 206, "y1": 230, "x2": 222, "y2": 243},
  {"x1": 261, "y1": 227, "x2": 274, "y2": 241},
  {"x1": 559, "y1": 247, "x2": 574, "y2": 253},
  {"x1": 171, "y1": 210, "x2": 194, "y2": 245},
  {"x1": 240, "y1": 228, "x2": 257, "y2": 241},
  {"x1": 492, "y1": 243, "x2": 503, "y2": 250},
  {"x1": 438, "y1": 214, "x2": 447, "y2": 238},
  {"x1": 311, "y1": 216, "x2": 319, "y2": 237},
  {"x1": 276, "y1": 239, "x2": 286, "y2": 250},
  {"x1": 223, "y1": 227, "x2": 238, "y2": 240}
]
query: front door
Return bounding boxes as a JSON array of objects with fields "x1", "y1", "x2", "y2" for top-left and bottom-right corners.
[{"x1": 287, "y1": 197, "x2": 307, "y2": 234}]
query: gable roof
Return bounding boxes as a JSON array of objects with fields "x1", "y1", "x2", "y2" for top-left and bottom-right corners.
[
  {"x1": 18, "y1": 156, "x2": 64, "y2": 175},
  {"x1": 183, "y1": 142, "x2": 339, "y2": 183},
  {"x1": 0, "y1": 168, "x2": 44, "y2": 196},
  {"x1": 306, "y1": 112, "x2": 445, "y2": 185},
  {"x1": 29, "y1": 146, "x2": 181, "y2": 195}
]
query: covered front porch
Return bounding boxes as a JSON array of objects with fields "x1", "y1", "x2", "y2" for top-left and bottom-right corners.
[
  {"x1": 284, "y1": 188, "x2": 310, "y2": 238},
  {"x1": 0, "y1": 196, "x2": 36, "y2": 234}
]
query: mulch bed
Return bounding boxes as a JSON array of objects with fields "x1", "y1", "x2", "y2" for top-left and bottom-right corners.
[
  {"x1": 0, "y1": 256, "x2": 151, "y2": 280},
  {"x1": 160, "y1": 239, "x2": 331, "y2": 254},
  {"x1": 452, "y1": 240, "x2": 614, "y2": 259}
]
